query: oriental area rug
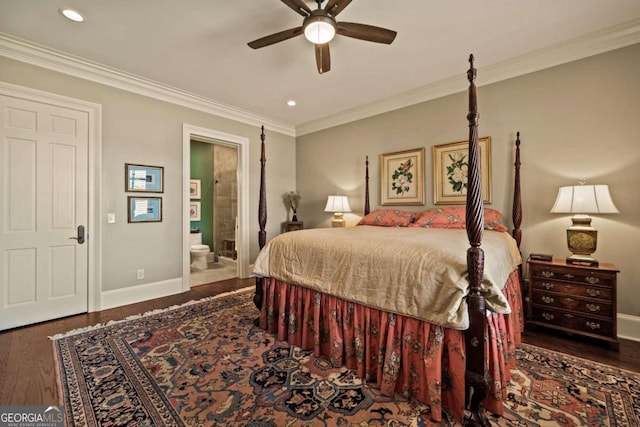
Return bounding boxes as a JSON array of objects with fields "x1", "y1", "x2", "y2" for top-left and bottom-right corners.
[{"x1": 52, "y1": 287, "x2": 639, "y2": 426}]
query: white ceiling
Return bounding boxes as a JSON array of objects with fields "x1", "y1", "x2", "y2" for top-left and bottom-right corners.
[{"x1": 1, "y1": 0, "x2": 640, "y2": 135}]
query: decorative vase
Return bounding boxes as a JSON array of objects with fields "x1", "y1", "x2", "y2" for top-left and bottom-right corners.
[{"x1": 292, "y1": 209, "x2": 298, "y2": 222}]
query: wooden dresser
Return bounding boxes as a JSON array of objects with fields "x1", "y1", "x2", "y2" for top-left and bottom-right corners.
[{"x1": 527, "y1": 258, "x2": 619, "y2": 350}]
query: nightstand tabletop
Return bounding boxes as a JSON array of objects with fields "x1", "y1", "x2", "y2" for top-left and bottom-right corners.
[{"x1": 528, "y1": 258, "x2": 619, "y2": 273}]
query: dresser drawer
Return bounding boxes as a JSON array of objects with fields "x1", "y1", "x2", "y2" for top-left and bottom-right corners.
[
  {"x1": 530, "y1": 279, "x2": 613, "y2": 300},
  {"x1": 530, "y1": 265, "x2": 615, "y2": 287},
  {"x1": 531, "y1": 307, "x2": 614, "y2": 338},
  {"x1": 531, "y1": 291, "x2": 613, "y2": 317}
]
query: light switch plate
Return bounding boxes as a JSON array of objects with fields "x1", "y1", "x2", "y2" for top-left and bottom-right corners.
[{"x1": 107, "y1": 213, "x2": 116, "y2": 223}]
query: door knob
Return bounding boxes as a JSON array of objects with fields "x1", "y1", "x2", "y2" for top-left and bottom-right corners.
[{"x1": 69, "y1": 225, "x2": 85, "y2": 244}]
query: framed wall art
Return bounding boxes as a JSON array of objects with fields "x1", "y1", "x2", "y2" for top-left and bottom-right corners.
[
  {"x1": 128, "y1": 196, "x2": 162, "y2": 223},
  {"x1": 125, "y1": 163, "x2": 164, "y2": 193},
  {"x1": 190, "y1": 179, "x2": 201, "y2": 199},
  {"x1": 189, "y1": 201, "x2": 201, "y2": 221},
  {"x1": 432, "y1": 136, "x2": 492, "y2": 205},
  {"x1": 380, "y1": 148, "x2": 425, "y2": 206}
]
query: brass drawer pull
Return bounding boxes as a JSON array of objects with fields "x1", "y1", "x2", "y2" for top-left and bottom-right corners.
[
  {"x1": 542, "y1": 271, "x2": 554, "y2": 278},
  {"x1": 542, "y1": 282, "x2": 554, "y2": 290},
  {"x1": 586, "y1": 289, "x2": 600, "y2": 297},
  {"x1": 564, "y1": 313, "x2": 574, "y2": 318},
  {"x1": 542, "y1": 313, "x2": 554, "y2": 320},
  {"x1": 564, "y1": 298, "x2": 574, "y2": 303},
  {"x1": 542, "y1": 296, "x2": 554, "y2": 304},
  {"x1": 585, "y1": 276, "x2": 600, "y2": 285},
  {"x1": 563, "y1": 273, "x2": 575, "y2": 279},
  {"x1": 585, "y1": 321, "x2": 601, "y2": 330},
  {"x1": 586, "y1": 303, "x2": 600, "y2": 312}
]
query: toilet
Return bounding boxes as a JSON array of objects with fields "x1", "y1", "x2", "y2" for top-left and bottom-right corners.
[{"x1": 190, "y1": 232, "x2": 210, "y2": 270}]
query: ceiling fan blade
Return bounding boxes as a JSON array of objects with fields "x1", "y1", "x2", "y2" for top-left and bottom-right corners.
[
  {"x1": 315, "y1": 43, "x2": 331, "y2": 74},
  {"x1": 336, "y1": 22, "x2": 397, "y2": 44},
  {"x1": 281, "y1": 0, "x2": 312, "y2": 17},
  {"x1": 248, "y1": 26, "x2": 304, "y2": 49},
  {"x1": 324, "y1": 0, "x2": 352, "y2": 16}
]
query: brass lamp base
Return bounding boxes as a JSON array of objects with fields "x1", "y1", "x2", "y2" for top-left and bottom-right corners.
[
  {"x1": 331, "y1": 213, "x2": 346, "y2": 228},
  {"x1": 565, "y1": 215, "x2": 598, "y2": 266}
]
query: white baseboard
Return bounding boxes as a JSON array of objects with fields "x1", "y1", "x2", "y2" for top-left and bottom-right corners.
[
  {"x1": 99, "y1": 278, "x2": 184, "y2": 311},
  {"x1": 618, "y1": 313, "x2": 640, "y2": 342}
]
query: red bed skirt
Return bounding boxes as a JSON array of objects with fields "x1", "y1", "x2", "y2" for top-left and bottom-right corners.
[{"x1": 259, "y1": 270, "x2": 523, "y2": 422}]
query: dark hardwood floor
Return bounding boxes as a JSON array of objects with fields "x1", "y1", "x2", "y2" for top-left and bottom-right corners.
[{"x1": 1, "y1": 277, "x2": 638, "y2": 407}]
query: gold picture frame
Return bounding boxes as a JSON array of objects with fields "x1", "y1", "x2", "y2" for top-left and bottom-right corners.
[
  {"x1": 380, "y1": 148, "x2": 425, "y2": 206},
  {"x1": 432, "y1": 136, "x2": 491, "y2": 205}
]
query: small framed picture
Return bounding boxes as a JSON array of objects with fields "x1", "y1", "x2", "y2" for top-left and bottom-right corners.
[
  {"x1": 190, "y1": 201, "x2": 201, "y2": 221},
  {"x1": 380, "y1": 148, "x2": 425, "y2": 205},
  {"x1": 432, "y1": 136, "x2": 491, "y2": 204},
  {"x1": 128, "y1": 196, "x2": 162, "y2": 223},
  {"x1": 190, "y1": 179, "x2": 201, "y2": 199},
  {"x1": 125, "y1": 163, "x2": 164, "y2": 193}
]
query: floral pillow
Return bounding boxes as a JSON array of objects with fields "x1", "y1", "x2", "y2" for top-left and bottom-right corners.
[
  {"x1": 358, "y1": 209, "x2": 417, "y2": 227},
  {"x1": 409, "y1": 207, "x2": 508, "y2": 232}
]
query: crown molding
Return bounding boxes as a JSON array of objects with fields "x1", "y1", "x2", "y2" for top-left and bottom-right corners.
[
  {"x1": 0, "y1": 33, "x2": 296, "y2": 137},
  {"x1": 2, "y1": 17, "x2": 640, "y2": 139},
  {"x1": 296, "y1": 18, "x2": 640, "y2": 136}
]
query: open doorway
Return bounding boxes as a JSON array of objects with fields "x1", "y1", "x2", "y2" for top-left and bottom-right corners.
[
  {"x1": 181, "y1": 124, "x2": 250, "y2": 292},
  {"x1": 189, "y1": 141, "x2": 238, "y2": 285}
]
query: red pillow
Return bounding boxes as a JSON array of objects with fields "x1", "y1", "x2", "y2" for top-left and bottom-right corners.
[
  {"x1": 358, "y1": 209, "x2": 417, "y2": 227},
  {"x1": 409, "y1": 207, "x2": 508, "y2": 232}
]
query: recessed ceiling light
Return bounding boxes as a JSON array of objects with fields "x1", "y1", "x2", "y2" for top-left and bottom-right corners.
[
  {"x1": 59, "y1": 8, "x2": 84, "y2": 23},
  {"x1": 287, "y1": 100, "x2": 296, "y2": 107}
]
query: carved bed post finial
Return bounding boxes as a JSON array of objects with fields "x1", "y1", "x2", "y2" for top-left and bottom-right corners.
[
  {"x1": 254, "y1": 125, "x2": 267, "y2": 315},
  {"x1": 364, "y1": 156, "x2": 370, "y2": 216},
  {"x1": 512, "y1": 132, "x2": 522, "y2": 249}
]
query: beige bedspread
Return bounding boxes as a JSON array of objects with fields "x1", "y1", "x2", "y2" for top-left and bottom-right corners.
[{"x1": 253, "y1": 225, "x2": 522, "y2": 329}]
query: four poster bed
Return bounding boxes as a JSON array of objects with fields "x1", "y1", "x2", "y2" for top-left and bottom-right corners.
[{"x1": 252, "y1": 55, "x2": 524, "y2": 425}]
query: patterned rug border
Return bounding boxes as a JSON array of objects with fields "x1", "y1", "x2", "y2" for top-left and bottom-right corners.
[
  {"x1": 517, "y1": 341, "x2": 640, "y2": 377},
  {"x1": 48, "y1": 286, "x2": 255, "y2": 340}
]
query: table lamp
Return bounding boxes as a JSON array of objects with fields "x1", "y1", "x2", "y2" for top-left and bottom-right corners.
[
  {"x1": 550, "y1": 183, "x2": 618, "y2": 266},
  {"x1": 324, "y1": 195, "x2": 351, "y2": 227}
]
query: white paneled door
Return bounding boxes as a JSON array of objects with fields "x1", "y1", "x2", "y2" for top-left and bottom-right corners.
[{"x1": 0, "y1": 93, "x2": 89, "y2": 330}]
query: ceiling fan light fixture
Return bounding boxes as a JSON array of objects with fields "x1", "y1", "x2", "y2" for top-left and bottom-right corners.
[{"x1": 304, "y1": 16, "x2": 336, "y2": 44}]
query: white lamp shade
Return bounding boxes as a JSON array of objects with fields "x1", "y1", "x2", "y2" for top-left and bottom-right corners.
[
  {"x1": 550, "y1": 185, "x2": 619, "y2": 214},
  {"x1": 324, "y1": 195, "x2": 351, "y2": 213},
  {"x1": 304, "y1": 17, "x2": 336, "y2": 44}
]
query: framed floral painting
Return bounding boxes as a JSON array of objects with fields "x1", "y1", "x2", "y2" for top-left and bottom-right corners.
[
  {"x1": 380, "y1": 148, "x2": 425, "y2": 205},
  {"x1": 432, "y1": 136, "x2": 492, "y2": 205}
]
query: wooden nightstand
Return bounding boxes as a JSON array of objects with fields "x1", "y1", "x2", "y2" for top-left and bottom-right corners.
[
  {"x1": 284, "y1": 221, "x2": 303, "y2": 232},
  {"x1": 527, "y1": 257, "x2": 619, "y2": 351}
]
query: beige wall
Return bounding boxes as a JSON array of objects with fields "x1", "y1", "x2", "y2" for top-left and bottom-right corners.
[
  {"x1": 296, "y1": 44, "x2": 640, "y2": 318},
  {"x1": 0, "y1": 56, "x2": 296, "y2": 292}
]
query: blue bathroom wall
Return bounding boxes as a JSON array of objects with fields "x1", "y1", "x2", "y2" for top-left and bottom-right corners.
[{"x1": 190, "y1": 141, "x2": 214, "y2": 249}]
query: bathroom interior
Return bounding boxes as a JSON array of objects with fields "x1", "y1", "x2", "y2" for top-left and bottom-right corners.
[{"x1": 189, "y1": 139, "x2": 238, "y2": 286}]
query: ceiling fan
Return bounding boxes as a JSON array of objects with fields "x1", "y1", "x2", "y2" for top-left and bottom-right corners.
[{"x1": 247, "y1": 0, "x2": 397, "y2": 74}]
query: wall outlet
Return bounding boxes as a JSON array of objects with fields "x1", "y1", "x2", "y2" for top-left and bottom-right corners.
[{"x1": 137, "y1": 269, "x2": 144, "y2": 279}]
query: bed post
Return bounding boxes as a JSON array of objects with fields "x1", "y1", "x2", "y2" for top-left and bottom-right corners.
[
  {"x1": 253, "y1": 125, "x2": 266, "y2": 314},
  {"x1": 512, "y1": 132, "x2": 522, "y2": 249},
  {"x1": 463, "y1": 54, "x2": 490, "y2": 427},
  {"x1": 364, "y1": 155, "x2": 370, "y2": 216}
]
